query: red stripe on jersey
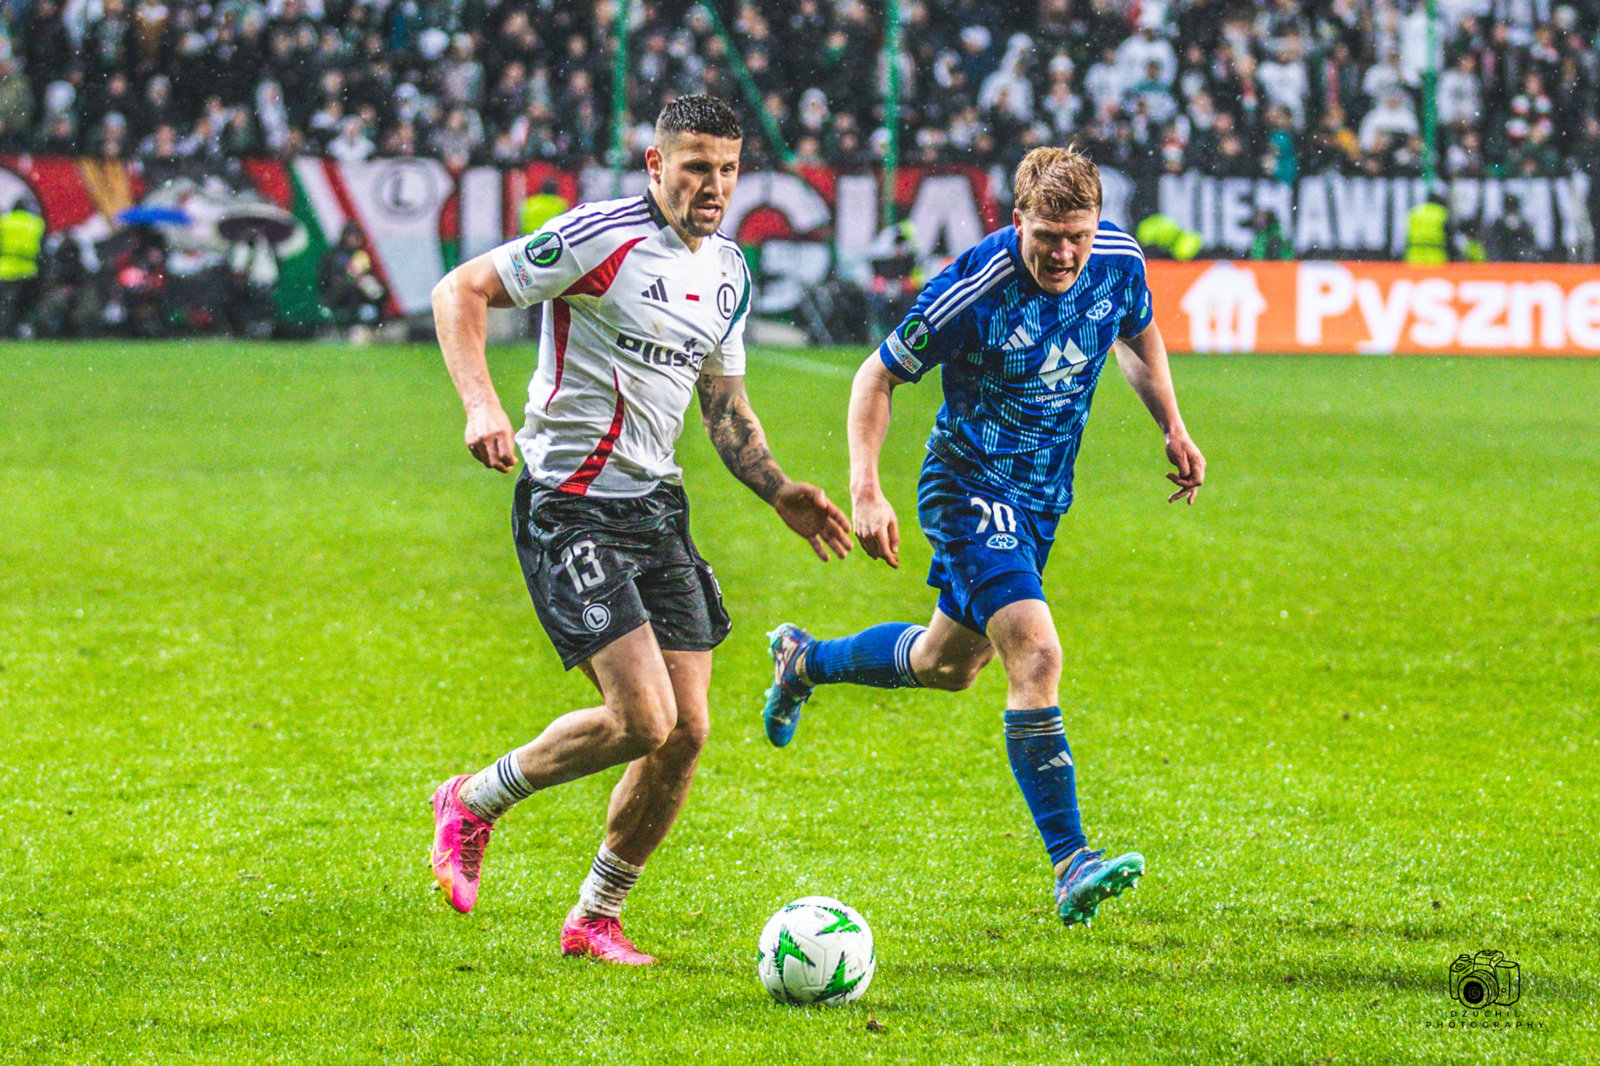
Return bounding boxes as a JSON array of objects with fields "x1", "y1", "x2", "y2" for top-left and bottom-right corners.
[
  {"x1": 561, "y1": 236, "x2": 647, "y2": 299},
  {"x1": 545, "y1": 298, "x2": 572, "y2": 410},
  {"x1": 686, "y1": 293, "x2": 700, "y2": 301},
  {"x1": 557, "y1": 370, "x2": 627, "y2": 495}
]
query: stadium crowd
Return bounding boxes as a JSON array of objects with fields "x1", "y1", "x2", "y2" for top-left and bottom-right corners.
[
  {"x1": 1, "y1": 0, "x2": 1596, "y2": 340},
  {"x1": 0, "y1": 0, "x2": 1596, "y2": 182}
]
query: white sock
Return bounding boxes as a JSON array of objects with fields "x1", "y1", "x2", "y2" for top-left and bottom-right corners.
[
  {"x1": 459, "y1": 750, "x2": 535, "y2": 821},
  {"x1": 577, "y1": 844, "x2": 644, "y2": 918}
]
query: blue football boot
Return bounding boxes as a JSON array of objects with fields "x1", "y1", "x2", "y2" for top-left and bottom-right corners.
[
  {"x1": 762, "y1": 623, "x2": 815, "y2": 747},
  {"x1": 1055, "y1": 848, "x2": 1145, "y2": 928}
]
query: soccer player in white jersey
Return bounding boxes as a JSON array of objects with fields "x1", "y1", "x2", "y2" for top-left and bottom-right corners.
[{"x1": 428, "y1": 95, "x2": 851, "y2": 965}]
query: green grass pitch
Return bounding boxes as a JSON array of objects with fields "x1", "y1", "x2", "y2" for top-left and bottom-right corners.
[{"x1": 2, "y1": 339, "x2": 1596, "y2": 1063}]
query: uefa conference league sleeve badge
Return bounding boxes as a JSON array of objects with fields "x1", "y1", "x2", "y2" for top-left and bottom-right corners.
[
  {"x1": 886, "y1": 313, "x2": 931, "y2": 374},
  {"x1": 525, "y1": 231, "x2": 564, "y2": 268}
]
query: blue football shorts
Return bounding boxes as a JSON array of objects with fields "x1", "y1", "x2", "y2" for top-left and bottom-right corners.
[{"x1": 916, "y1": 457, "x2": 1061, "y2": 636}]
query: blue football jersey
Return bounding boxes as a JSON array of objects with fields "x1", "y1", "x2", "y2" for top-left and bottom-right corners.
[{"x1": 877, "y1": 221, "x2": 1153, "y2": 515}]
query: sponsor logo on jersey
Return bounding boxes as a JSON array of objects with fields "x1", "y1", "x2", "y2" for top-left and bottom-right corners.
[
  {"x1": 884, "y1": 331, "x2": 923, "y2": 374},
  {"x1": 1038, "y1": 337, "x2": 1090, "y2": 390},
  {"x1": 986, "y1": 533, "x2": 1019, "y2": 550},
  {"x1": 641, "y1": 277, "x2": 669, "y2": 302},
  {"x1": 615, "y1": 330, "x2": 707, "y2": 370},
  {"x1": 582, "y1": 603, "x2": 612, "y2": 632},
  {"x1": 508, "y1": 250, "x2": 532, "y2": 288},
  {"x1": 525, "y1": 231, "x2": 564, "y2": 267},
  {"x1": 1086, "y1": 298, "x2": 1114, "y2": 321},
  {"x1": 716, "y1": 282, "x2": 738, "y2": 318}
]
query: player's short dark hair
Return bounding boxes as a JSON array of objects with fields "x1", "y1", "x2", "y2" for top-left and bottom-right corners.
[{"x1": 655, "y1": 94, "x2": 743, "y2": 146}]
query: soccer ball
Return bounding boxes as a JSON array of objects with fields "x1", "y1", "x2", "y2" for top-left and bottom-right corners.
[{"x1": 757, "y1": 896, "x2": 876, "y2": 1006}]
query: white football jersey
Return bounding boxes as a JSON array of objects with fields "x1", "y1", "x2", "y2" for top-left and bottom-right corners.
[{"x1": 489, "y1": 193, "x2": 752, "y2": 497}]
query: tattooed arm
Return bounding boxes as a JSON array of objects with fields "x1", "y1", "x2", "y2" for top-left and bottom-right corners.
[
  {"x1": 696, "y1": 372, "x2": 785, "y2": 501},
  {"x1": 696, "y1": 372, "x2": 852, "y2": 561}
]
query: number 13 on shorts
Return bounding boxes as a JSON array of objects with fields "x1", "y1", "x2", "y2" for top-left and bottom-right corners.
[{"x1": 558, "y1": 539, "x2": 605, "y2": 592}]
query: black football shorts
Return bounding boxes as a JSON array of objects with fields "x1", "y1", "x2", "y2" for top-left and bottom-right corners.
[{"x1": 512, "y1": 472, "x2": 731, "y2": 670}]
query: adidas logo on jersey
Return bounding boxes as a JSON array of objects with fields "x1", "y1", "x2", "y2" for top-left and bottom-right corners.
[
  {"x1": 1035, "y1": 752, "x2": 1074, "y2": 771},
  {"x1": 1002, "y1": 324, "x2": 1034, "y2": 352},
  {"x1": 640, "y1": 278, "x2": 669, "y2": 302}
]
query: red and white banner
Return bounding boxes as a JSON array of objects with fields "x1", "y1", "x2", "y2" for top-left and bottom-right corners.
[
  {"x1": 1, "y1": 155, "x2": 1000, "y2": 319},
  {"x1": 8, "y1": 153, "x2": 1596, "y2": 356}
]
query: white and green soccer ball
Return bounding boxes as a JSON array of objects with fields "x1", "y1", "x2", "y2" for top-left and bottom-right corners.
[{"x1": 757, "y1": 896, "x2": 876, "y2": 1006}]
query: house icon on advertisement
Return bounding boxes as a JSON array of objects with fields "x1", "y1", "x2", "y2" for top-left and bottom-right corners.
[{"x1": 1179, "y1": 262, "x2": 1268, "y2": 353}]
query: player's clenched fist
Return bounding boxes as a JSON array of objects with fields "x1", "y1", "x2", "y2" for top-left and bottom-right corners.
[{"x1": 464, "y1": 404, "x2": 517, "y2": 471}]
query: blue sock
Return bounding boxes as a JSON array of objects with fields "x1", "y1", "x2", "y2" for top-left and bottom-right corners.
[
  {"x1": 800, "y1": 623, "x2": 925, "y2": 688},
  {"x1": 1003, "y1": 707, "x2": 1086, "y2": 868}
]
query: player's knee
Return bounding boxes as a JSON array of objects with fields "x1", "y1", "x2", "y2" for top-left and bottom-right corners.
[
  {"x1": 618, "y1": 692, "x2": 679, "y2": 755},
  {"x1": 621, "y1": 715, "x2": 674, "y2": 757},
  {"x1": 1004, "y1": 641, "x2": 1062, "y2": 691},
  {"x1": 664, "y1": 711, "x2": 711, "y2": 756}
]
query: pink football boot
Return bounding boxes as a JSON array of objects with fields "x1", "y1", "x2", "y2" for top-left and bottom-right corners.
[
  {"x1": 429, "y1": 774, "x2": 494, "y2": 913},
  {"x1": 560, "y1": 908, "x2": 656, "y2": 965}
]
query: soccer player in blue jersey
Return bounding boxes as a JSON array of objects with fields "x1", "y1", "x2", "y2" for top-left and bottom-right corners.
[{"x1": 762, "y1": 145, "x2": 1206, "y2": 928}]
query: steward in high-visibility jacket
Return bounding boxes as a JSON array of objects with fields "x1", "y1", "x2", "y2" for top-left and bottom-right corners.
[
  {"x1": 1404, "y1": 194, "x2": 1451, "y2": 265},
  {"x1": 520, "y1": 181, "x2": 571, "y2": 235},
  {"x1": 0, "y1": 203, "x2": 45, "y2": 337},
  {"x1": 0, "y1": 205, "x2": 44, "y2": 281},
  {"x1": 1135, "y1": 213, "x2": 1203, "y2": 260}
]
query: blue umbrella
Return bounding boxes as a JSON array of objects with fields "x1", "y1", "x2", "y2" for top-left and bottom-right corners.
[{"x1": 117, "y1": 205, "x2": 191, "y2": 227}]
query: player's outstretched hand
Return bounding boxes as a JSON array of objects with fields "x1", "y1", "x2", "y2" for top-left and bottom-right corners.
[
  {"x1": 773, "y1": 481, "x2": 853, "y2": 561},
  {"x1": 1165, "y1": 432, "x2": 1206, "y2": 504},
  {"x1": 851, "y1": 490, "x2": 900, "y2": 569},
  {"x1": 464, "y1": 403, "x2": 517, "y2": 472}
]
